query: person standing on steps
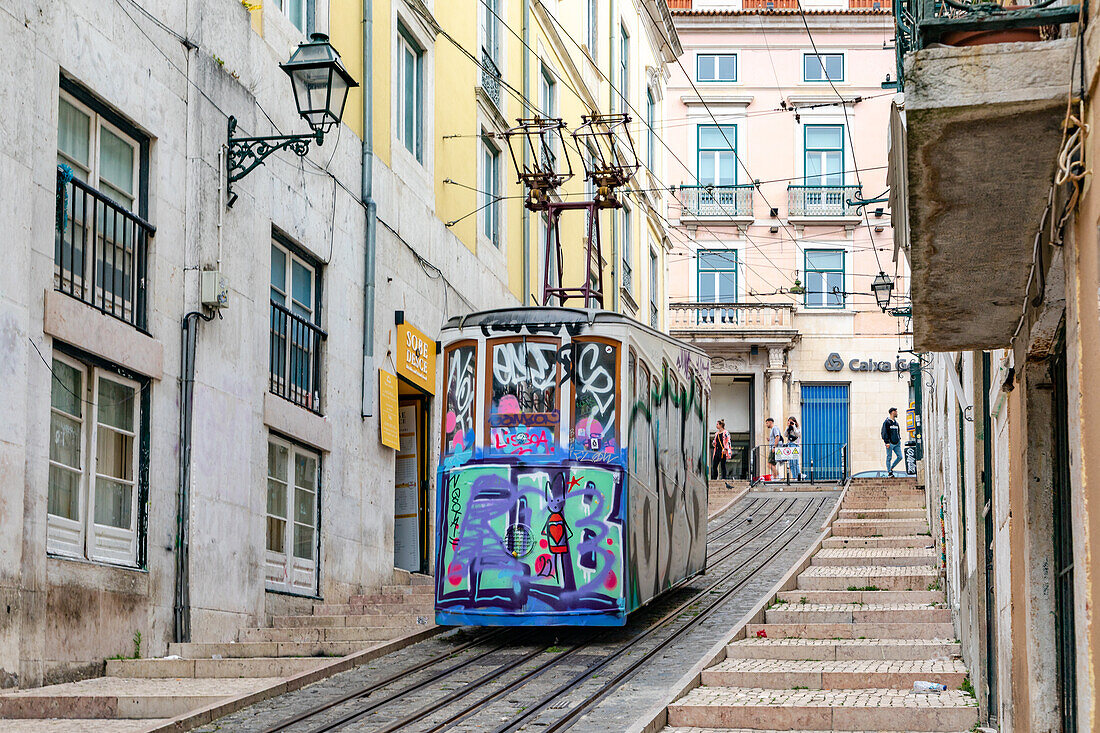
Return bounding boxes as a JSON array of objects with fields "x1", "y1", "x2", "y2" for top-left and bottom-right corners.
[
  {"x1": 711, "y1": 419, "x2": 732, "y2": 480},
  {"x1": 766, "y1": 417, "x2": 782, "y2": 480},
  {"x1": 882, "y1": 407, "x2": 903, "y2": 476}
]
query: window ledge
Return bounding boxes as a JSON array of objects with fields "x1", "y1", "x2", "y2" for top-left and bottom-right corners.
[
  {"x1": 787, "y1": 215, "x2": 863, "y2": 226},
  {"x1": 264, "y1": 392, "x2": 333, "y2": 452},
  {"x1": 46, "y1": 553, "x2": 148, "y2": 594},
  {"x1": 43, "y1": 290, "x2": 164, "y2": 379}
]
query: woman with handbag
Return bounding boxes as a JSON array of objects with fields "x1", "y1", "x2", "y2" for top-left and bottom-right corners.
[
  {"x1": 785, "y1": 416, "x2": 802, "y2": 481},
  {"x1": 711, "y1": 419, "x2": 732, "y2": 480}
]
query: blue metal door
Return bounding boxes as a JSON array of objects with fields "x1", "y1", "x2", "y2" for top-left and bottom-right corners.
[{"x1": 800, "y1": 384, "x2": 849, "y2": 481}]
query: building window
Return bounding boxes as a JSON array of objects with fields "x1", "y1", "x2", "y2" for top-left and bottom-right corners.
[
  {"x1": 587, "y1": 0, "x2": 599, "y2": 56},
  {"x1": 804, "y1": 53, "x2": 844, "y2": 83},
  {"x1": 698, "y1": 250, "x2": 737, "y2": 304},
  {"x1": 539, "y1": 212, "x2": 559, "y2": 302},
  {"x1": 481, "y1": 134, "x2": 501, "y2": 246},
  {"x1": 697, "y1": 53, "x2": 737, "y2": 82},
  {"x1": 619, "y1": 24, "x2": 630, "y2": 113},
  {"x1": 698, "y1": 125, "x2": 737, "y2": 185},
  {"x1": 47, "y1": 351, "x2": 146, "y2": 567},
  {"x1": 621, "y1": 202, "x2": 633, "y2": 294},
  {"x1": 270, "y1": 238, "x2": 325, "y2": 413},
  {"x1": 271, "y1": 0, "x2": 315, "y2": 34},
  {"x1": 540, "y1": 65, "x2": 558, "y2": 169},
  {"x1": 397, "y1": 25, "x2": 423, "y2": 161},
  {"x1": 480, "y1": 0, "x2": 502, "y2": 107},
  {"x1": 804, "y1": 249, "x2": 845, "y2": 308},
  {"x1": 804, "y1": 125, "x2": 844, "y2": 186},
  {"x1": 56, "y1": 88, "x2": 152, "y2": 331},
  {"x1": 266, "y1": 437, "x2": 320, "y2": 595},
  {"x1": 646, "y1": 88, "x2": 656, "y2": 170},
  {"x1": 650, "y1": 248, "x2": 659, "y2": 328}
]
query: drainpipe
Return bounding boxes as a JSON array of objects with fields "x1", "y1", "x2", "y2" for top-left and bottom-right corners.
[
  {"x1": 522, "y1": 0, "x2": 530, "y2": 304},
  {"x1": 362, "y1": 0, "x2": 377, "y2": 416},
  {"x1": 175, "y1": 310, "x2": 212, "y2": 643}
]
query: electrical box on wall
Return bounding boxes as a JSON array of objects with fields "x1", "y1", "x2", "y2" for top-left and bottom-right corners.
[{"x1": 200, "y1": 270, "x2": 229, "y2": 309}]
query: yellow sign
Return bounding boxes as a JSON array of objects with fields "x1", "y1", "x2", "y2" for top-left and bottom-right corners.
[
  {"x1": 379, "y1": 369, "x2": 401, "y2": 450},
  {"x1": 397, "y1": 321, "x2": 436, "y2": 394}
]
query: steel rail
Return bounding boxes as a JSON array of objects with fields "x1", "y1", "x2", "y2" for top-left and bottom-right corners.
[
  {"x1": 536, "y1": 496, "x2": 828, "y2": 733},
  {"x1": 423, "y1": 497, "x2": 815, "y2": 733}
]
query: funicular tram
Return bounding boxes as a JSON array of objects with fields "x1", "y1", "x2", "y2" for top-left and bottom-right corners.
[
  {"x1": 434, "y1": 308, "x2": 710, "y2": 626},
  {"x1": 433, "y1": 113, "x2": 711, "y2": 626}
]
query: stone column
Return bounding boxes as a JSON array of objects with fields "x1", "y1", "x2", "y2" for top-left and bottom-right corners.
[{"x1": 766, "y1": 347, "x2": 786, "y2": 426}]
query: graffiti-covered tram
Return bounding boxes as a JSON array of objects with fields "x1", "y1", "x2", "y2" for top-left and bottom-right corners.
[{"x1": 435, "y1": 307, "x2": 711, "y2": 626}]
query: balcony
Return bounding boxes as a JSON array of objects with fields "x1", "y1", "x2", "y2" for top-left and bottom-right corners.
[
  {"x1": 54, "y1": 167, "x2": 154, "y2": 332},
  {"x1": 896, "y1": 1, "x2": 1079, "y2": 351},
  {"x1": 668, "y1": 302, "x2": 799, "y2": 347},
  {"x1": 676, "y1": 184, "x2": 755, "y2": 222},
  {"x1": 787, "y1": 185, "x2": 862, "y2": 221},
  {"x1": 270, "y1": 301, "x2": 326, "y2": 414},
  {"x1": 481, "y1": 49, "x2": 502, "y2": 110}
]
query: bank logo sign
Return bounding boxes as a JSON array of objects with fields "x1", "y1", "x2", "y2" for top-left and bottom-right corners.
[{"x1": 825, "y1": 353, "x2": 914, "y2": 373}]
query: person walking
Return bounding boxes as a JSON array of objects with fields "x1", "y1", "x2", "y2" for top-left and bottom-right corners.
[
  {"x1": 785, "y1": 416, "x2": 802, "y2": 481},
  {"x1": 766, "y1": 417, "x2": 782, "y2": 479},
  {"x1": 711, "y1": 419, "x2": 732, "y2": 480},
  {"x1": 882, "y1": 407, "x2": 903, "y2": 476}
]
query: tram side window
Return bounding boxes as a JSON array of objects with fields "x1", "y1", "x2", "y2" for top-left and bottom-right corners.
[
  {"x1": 572, "y1": 339, "x2": 619, "y2": 454},
  {"x1": 487, "y1": 338, "x2": 560, "y2": 454},
  {"x1": 442, "y1": 342, "x2": 478, "y2": 456},
  {"x1": 636, "y1": 360, "x2": 652, "y2": 477}
]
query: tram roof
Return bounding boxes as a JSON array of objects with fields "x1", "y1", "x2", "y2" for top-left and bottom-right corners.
[{"x1": 442, "y1": 307, "x2": 709, "y2": 358}]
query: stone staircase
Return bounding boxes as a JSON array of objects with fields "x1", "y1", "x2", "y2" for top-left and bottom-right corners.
[
  {"x1": 0, "y1": 574, "x2": 435, "y2": 727},
  {"x1": 665, "y1": 477, "x2": 979, "y2": 732}
]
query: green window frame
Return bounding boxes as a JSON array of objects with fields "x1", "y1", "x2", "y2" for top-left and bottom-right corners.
[
  {"x1": 481, "y1": 134, "x2": 501, "y2": 246},
  {"x1": 697, "y1": 53, "x2": 737, "y2": 82},
  {"x1": 804, "y1": 249, "x2": 845, "y2": 309},
  {"x1": 697, "y1": 124, "x2": 737, "y2": 186},
  {"x1": 697, "y1": 250, "x2": 737, "y2": 303},
  {"x1": 804, "y1": 125, "x2": 844, "y2": 186},
  {"x1": 646, "y1": 88, "x2": 656, "y2": 169},
  {"x1": 397, "y1": 24, "x2": 423, "y2": 161},
  {"x1": 803, "y1": 53, "x2": 844, "y2": 82}
]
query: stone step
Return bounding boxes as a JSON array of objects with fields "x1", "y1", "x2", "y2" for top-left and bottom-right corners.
[
  {"x1": 365, "y1": 585, "x2": 435, "y2": 599},
  {"x1": 167, "y1": 640, "x2": 379, "y2": 658},
  {"x1": 701, "y1": 659, "x2": 969, "y2": 690},
  {"x1": 746, "y1": 622, "x2": 955, "y2": 640},
  {"x1": 663, "y1": 728, "x2": 930, "y2": 733},
  {"x1": 667, "y1": 686, "x2": 977, "y2": 731},
  {"x1": 841, "y1": 495, "x2": 926, "y2": 510},
  {"x1": 832, "y1": 519, "x2": 929, "y2": 537},
  {"x1": 823, "y1": 536, "x2": 933, "y2": 549},
  {"x1": 409, "y1": 573, "x2": 434, "y2": 586},
  {"x1": 239, "y1": 625, "x2": 407, "y2": 643},
  {"x1": 777, "y1": 590, "x2": 945, "y2": 605},
  {"x1": 766, "y1": 604, "x2": 949, "y2": 625},
  {"x1": 726, "y1": 637, "x2": 960, "y2": 661},
  {"x1": 848, "y1": 477, "x2": 918, "y2": 487},
  {"x1": 106, "y1": 655, "x2": 327, "y2": 678},
  {"x1": 0, "y1": 720, "x2": 174, "y2": 731},
  {"x1": 797, "y1": 566, "x2": 942, "y2": 592},
  {"x1": 811, "y1": 548, "x2": 937, "y2": 567},
  {"x1": 0, "y1": 677, "x2": 272, "y2": 719},
  {"x1": 311, "y1": 601, "x2": 434, "y2": 615},
  {"x1": 838, "y1": 508, "x2": 925, "y2": 520},
  {"x1": 271, "y1": 612, "x2": 428, "y2": 628}
]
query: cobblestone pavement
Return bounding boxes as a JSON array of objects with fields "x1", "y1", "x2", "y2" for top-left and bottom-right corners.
[{"x1": 194, "y1": 491, "x2": 837, "y2": 733}]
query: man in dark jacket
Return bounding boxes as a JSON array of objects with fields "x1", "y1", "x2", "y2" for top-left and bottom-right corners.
[{"x1": 882, "y1": 407, "x2": 902, "y2": 476}]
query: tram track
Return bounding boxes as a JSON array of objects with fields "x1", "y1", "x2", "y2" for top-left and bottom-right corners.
[{"x1": 253, "y1": 493, "x2": 826, "y2": 733}]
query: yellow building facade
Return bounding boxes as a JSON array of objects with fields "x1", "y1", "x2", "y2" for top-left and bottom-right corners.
[{"x1": 327, "y1": 0, "x2": 681, "y2": 325}]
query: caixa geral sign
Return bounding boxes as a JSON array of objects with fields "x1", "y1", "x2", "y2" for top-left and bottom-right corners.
[{"x1": 824, "y1": 353, "x2": 914, "y2": 373}]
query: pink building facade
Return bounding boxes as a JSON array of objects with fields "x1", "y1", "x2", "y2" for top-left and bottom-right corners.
[{"x1": 666, "y1": 3, "x2": 911, "y2": 479}]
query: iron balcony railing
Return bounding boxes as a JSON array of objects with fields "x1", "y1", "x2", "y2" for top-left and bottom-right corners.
[
  {"x1": 54, "y1": 167, "x2": 154, "y2": 332},
  {"x1": 787, "y1": 184, "x2": 863, "y2": 217},
  {"x1": 893, "y1": 0, "x2": 1080, "y2": 90},
  {"x1": 269, "y1": 300, "x2": 327, "y2": 415},
  {"x1": 668, "y1": 302, "x2": 795, "y2": 330},
  {"x1": 481, "y1": 48, "x2": 503, "y2": 109},
  {"x1": 677, "y1": 184, "x2": 754, "y2": 219}
]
